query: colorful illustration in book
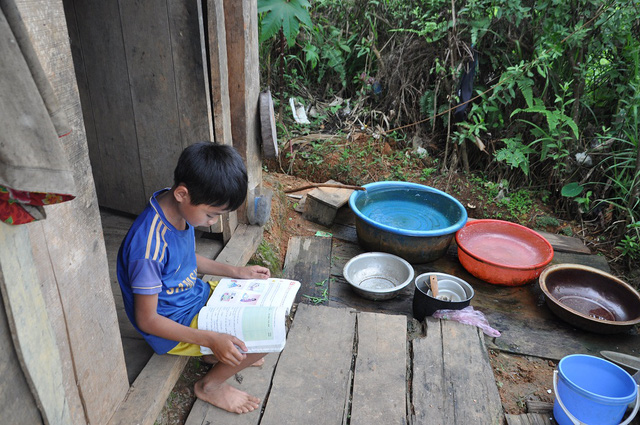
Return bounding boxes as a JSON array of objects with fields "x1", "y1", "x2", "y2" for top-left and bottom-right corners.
[
  {"x1": 220, "y1": 292, "x2": 235, "y2": 302},
  {"x1": 226, "y1": 279, "x2": 244, "y2": 289},
  {"x1": 240, "y1": 293, "x2": 259, "y2": 305},
  {"x1": 248, "y1": 282, "x2": 264, "y2": 292}
]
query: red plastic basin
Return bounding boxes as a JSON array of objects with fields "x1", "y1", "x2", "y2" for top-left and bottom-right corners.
[{"x1": 455, "y1": 219, "x2": 554, "y2": 286}]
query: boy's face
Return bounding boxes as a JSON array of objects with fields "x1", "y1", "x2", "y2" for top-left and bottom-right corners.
[
  {"x1": 174, "y1": 185, "x2": 229, "y2": 227},
  {"x1": 181, "y1": 202, "x2": 228, "y2": 228}
]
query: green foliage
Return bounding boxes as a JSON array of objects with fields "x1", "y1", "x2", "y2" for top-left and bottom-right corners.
[
  {"x1": 259, "y1": 0, "x2": 640, "y2": 268},
  {"x1": 258, "y1": 0, "x2": 312, "y2": 47},
  {"x1": 535, "y1": 216, "x2": 560, "y2": 229}
]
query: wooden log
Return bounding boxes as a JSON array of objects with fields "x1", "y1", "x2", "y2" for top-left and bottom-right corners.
[
  {"x1": 260, "y1": 304, "x2": 356, "y2": 425},
  {"x1": 349, "y1": 312, "x2": 407, "y2": 425}
]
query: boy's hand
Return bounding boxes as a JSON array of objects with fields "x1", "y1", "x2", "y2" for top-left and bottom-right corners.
[
  {"x1": 206, "y1": 332, "x2": 249, "y2": 366},
  {"x1": 237, "y1": 265, "x2": 270, "y2": 279}
]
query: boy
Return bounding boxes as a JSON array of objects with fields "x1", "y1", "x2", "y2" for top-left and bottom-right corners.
[{"x1": 117, "y1": 142, "x2": 271, "y2": 414}]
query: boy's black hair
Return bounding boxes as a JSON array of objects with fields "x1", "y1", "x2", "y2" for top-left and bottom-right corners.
[{"x1": 174, "y1": 141, "x2": 248, "y2": 211}]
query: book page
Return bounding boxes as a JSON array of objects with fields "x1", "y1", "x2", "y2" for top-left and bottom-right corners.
[
  {"x1": 208, "y1": 278, "x2": 300, "y2": 314},
  {"x1": 197, "y1": 305, "x2": 287, "y2": 354}
]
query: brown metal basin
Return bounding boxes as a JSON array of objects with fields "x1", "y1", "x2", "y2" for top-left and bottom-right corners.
[{"x1": 539, "y1": 264, "x2": 640, "y2": 334}]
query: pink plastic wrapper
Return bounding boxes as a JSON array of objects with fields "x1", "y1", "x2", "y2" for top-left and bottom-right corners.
[{"x1": 432, "y1": 306, "x2": 501, "y2": 337}]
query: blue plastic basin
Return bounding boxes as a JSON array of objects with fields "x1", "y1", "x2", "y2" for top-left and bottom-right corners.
[{"x1": 349, "y1": 181, "x2": 467, "y2": 263}]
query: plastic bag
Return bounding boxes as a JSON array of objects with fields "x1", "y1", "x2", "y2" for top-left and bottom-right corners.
[{"x1": 432, "y1": 306, "x2": 501, "y2": 337}]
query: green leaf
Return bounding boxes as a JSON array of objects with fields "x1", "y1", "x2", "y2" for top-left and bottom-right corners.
[
  {"x1": 258, "y1": 0, "x2": 312, "y2": 47},
  {"x1": 561, "y1": 182, "x2": 583, "y2": 198}
]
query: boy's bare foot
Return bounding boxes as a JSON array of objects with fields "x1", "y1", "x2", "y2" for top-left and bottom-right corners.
[{"x1": 194, "y1": 380, "x2": 260, "y2": 414}]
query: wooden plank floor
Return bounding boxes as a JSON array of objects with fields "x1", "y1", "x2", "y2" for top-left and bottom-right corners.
[
  {"x1": 184, "y1": 229, "x2": 504, "y2": 425},
  {"x1": 186, "y1": 303, "x2": 504, "y2": 425}
]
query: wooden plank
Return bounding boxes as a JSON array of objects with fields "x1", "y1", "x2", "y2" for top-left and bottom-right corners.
[
  {"x1": 0, "y1": 287, "x2": 42, "y2": 424},
  {"x1": 303, "y1": 181, "x2": 354, "y2": 226},
  {"x1": 108, "y1": 354, "x2": 189, "y2": 425},
  {"x1": 184, "y1": 348, "x2": 280, "y2": 425},
  {"x1": 202, "y1": 224, "x2": 263, "y2": 281},
  {"x1": 260, "y1": 304, "x2": 355, "y2": 425},
  {"x1": 17, "y1": 1, "x2": 131, "y2": 423},
  {"x1": 441, "y1": 320, "x2": 504, "y2": 424},
  {"x1": 349, "y1": 312, "x2": 407, "y2": 425},
  {"x1": 536, "y1": 230, "x2": 590, "y2": 255},
  {"x1": 206, "y1": 0, "x2": 232, "y2": 146},
  {"x1": 167, "y1": 0, "x2": 213, "y2": 146},
  {"x1": 223, "y1": 0, "x2": 262, "y2": 223},
  {"x1": 526, "y1": 400, "x2": 553, "y2": 413},
  {"x1": 283, "y1": 236, "x2": 333, "y2": 304},
  {"x1": 329, "y1": 239, "x2": 414, "y2": 315},
  {"x1": 412, "y1": 318, "x2": 453, "y2": 424},
  {"x1": 0, "y1": 224, "x2": 71, "y2": 424},
  {"x1": 506, "y1": 413, "x2": 554, "y2": 425},
  {"x1": 110, "y1": 224, "x2": 263, "y2": 425},
  {"x1": 64, "y1": 0, "x2": 147, "y2": 214},
  {"x1": 119, "y1": 0, "x2": 183, "y2": 202},
  {"x1": 308, "y1": 181, "x2": 354, "y2": 209}
]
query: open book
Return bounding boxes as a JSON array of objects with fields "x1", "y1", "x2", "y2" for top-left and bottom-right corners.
[{"x1": 197, "y1": 277, "x2": 301, "y2": 354}]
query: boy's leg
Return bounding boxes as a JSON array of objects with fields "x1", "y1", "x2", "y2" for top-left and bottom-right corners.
[
  {"x1": 195, "y1": 352, "x2": 268, "y2": 414},
  {"x1": 202, "y1": 354, "x2": 265, "y2": 367}
]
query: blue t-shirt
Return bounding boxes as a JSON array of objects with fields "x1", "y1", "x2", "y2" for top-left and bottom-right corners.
[{"x1": 117, "y1": 189, "x2": 209, "y2": 354}]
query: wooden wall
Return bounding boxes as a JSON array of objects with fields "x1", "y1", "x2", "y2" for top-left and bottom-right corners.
[
  {"x1": 224, "y1": 0, "x2": 263, "y2": 223},
  {"x1": 64, "y1": 0, "x2": 213, "y2": 215},
  {"x1": 0, "y1": 0, "x2": 130, "y2": 423}
]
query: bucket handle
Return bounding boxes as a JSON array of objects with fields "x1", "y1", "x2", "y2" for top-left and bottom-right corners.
[{"x1": 553, "y1": 370, "x2": 640, "y2": 425}]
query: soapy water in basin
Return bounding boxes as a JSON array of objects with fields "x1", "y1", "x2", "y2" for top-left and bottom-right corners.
[{"x1": 358, "y1": 189, "x2": 456, "y2": 232}]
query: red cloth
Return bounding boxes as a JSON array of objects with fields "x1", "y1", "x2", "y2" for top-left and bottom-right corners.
[{"x1": 0, "y1": 185, "x2": 74, "y2": 224}]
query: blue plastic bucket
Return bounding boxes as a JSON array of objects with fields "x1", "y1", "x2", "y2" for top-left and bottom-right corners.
[{"x1": 553, "y1": 354, "x2": 639, "y2": 425}]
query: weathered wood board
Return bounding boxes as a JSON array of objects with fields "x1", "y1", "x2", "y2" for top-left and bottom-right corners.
[
  {"x1": 283, "y1": 236, "x2": 333, "y2": 304},
  {"x1": 0, "y1": 225, "x2": 68, "y2": 424},
  {"x1": 16, "y1": 1, "x2": 131, "y2": 423},
  {"x1": 412, "y1": 318, "x2": 504, "y2": 425},
  {"x1": 65, "y1": 0, "x2": 213, "y2": 215},
  {"x1": 349, "y1": 312, "x2": 407, "y2": 425},
  {"x1": 259, "y1": 304, "x2": 356, "y2": 425},
  {"x1": 185, "y1": 349, "x2": 281, "y2": 425},
  {"x1": 0, "y1": 287, "x2": 41, "y2": 424},
  {"x1": 303, "y1": 181, "x2": 354, "y2": 226},
  {"x1": 329, "y1": 239, "x2": 415, "y2": 314},
  {"x1": 328, "y1": 235, "x2": 639, "y2": 362},
  {"x1": 223, "y1": 0, "x2": 262, "y2": 223},
  {"x1": 63, "y1": 0, "x2": 147, "y2": 214},
  {"x1": 108, "y1": 354, "x2": 189, "y2": 425},
  {"x1": 505, "y1": 413, "x2": 555, "y2": 425}
]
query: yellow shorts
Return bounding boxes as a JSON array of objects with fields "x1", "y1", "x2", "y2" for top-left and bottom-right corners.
[{"x1": 167, "y1": 280, "x2": 218, "y2": 356}]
